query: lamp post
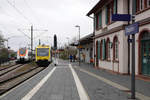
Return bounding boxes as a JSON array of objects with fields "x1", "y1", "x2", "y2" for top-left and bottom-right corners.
[{"x1": 75, "y1": 25, "x2": 80, "y2": 66}]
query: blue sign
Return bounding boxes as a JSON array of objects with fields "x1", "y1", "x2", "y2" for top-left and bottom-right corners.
[
  {"x1": 112, "y1": 14, "x2": 131, "y2": 21},
  {"x1": 125, "y1": 22, "x2": 139, "y2": 36}
]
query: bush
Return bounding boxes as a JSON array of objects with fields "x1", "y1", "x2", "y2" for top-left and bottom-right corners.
[{"x1": 0, "y1": 48, "x2": 9, "y2": 64}]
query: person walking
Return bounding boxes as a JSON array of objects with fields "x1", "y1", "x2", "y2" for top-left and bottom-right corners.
[{"x1": 69, "y1": 55, "x2": 73, "y2": 62}]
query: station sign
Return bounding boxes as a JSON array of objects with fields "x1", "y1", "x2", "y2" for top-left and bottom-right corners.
[
  {"x1": 112, "y1": 14, "x2": 131, "y2": 21},
  {"x1": 125, "y1": 22, "x2": 139, "y2": 36}
]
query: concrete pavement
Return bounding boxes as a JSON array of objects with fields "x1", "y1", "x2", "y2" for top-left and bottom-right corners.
[
  {"x1": 0, "y1": 60, "x2": 80, "y2": 100},
  {"x1": 0, "y1": 59, "x2": 144, "y2": 100},
  {"x1": 71, "y1": 62, "x2": 150, "y2": 100}
]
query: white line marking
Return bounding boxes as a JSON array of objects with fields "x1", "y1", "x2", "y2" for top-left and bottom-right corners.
[
  {"x1": 21, "y1": 67, "x2": 56, "y2": 100},
  {"x1": 75, "y1": 66, "x2": 150, "y2": 100},
  {"x1": 69, "y1": 64, "x2": 90, "y2": 100},
  {"x1": 0, "y1": 65, "x2": 52, "y2": 99}
]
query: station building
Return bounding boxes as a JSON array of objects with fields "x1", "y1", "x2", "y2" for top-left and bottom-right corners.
[
  {"x1": 71, "y1": 33, "x2": 94, "y2": 63},
  {"x1": 87, "y1": 0, "x2": 150, "y2": 77}
]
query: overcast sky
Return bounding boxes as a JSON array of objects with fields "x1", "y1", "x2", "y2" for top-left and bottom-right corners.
[{"x1": 0, "y1": 0, "x2": 99, "y2": 51}]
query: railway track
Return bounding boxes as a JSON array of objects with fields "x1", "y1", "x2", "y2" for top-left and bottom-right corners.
[
  {"x1": 0, "y1": 62, "x2": 47, "y2": 95},
  {"x1": 0, "y1": 64, "x2": 23, "y2": 77},
  {"x1": 0, "y1": 64, "x2": 17, "y2": 71},
  {"x1": 0, "y1": 64, "x2": 35, "y2": 84}
]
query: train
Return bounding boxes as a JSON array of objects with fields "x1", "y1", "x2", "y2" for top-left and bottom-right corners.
[
  {"x1": 16, "y1": 48, "x2": 31, "y2": 63},
  {"x1": 35, "y1": 45, "x2": 52, "y2": 66}
]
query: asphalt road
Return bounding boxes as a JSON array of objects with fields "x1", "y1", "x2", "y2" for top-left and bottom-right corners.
[{"x1": 0, "y1": 59, "x2": 131, "y2": 100}]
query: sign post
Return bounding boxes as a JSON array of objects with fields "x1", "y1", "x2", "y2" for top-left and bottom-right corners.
[
  {"x1": 125, "y1": 19, "x2": 139, "y2": 100},
  {"x1": 131, "y1": 0, "x2": 136, "y2": 98},
  {"x1": 112, "y1": 6, "x2": 138, "y2": 98}
]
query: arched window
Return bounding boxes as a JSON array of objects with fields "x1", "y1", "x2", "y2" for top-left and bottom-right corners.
[
  {"x1": 139, "y1": 30, "x2": 150, "y2": 75},
  {"x1": 141, "y1": 31, "x2": 150, "y2": 40},
  {"x1": 113, "y1": 36, "x2": 118, "y2": 61},
  {"x1": 106, "y1": 38, "x2": 110, "y2": 60}
]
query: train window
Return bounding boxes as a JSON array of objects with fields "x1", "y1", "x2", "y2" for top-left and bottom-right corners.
[
  {"x1": 37, "y1": 48, "x2": 49, "y2": 56},
  {"x1": 19, "y1": 49, "x2": 26, "y2": 55}
]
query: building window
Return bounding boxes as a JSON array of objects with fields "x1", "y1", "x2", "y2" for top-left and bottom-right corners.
[
  {"x1": 136, "y1": 0, "x2": 150, "y2": 12},
  {"x1": 105, "y1": 0, "x2": 117, "y2": 25},
  {"x1": 102, "y1": 39, "x2": 106, "y2": 60},
  {"x1": 147, "y1": 0, "x2": 150, "y2": 7},
  {"x1": 113, "y1": 36, "x2": 118, "y2": 61},
  {"x1": 106, "y1": 38, "x2": 111, "y2": 60},
  {"x1": 95, "y1": 11, "x2": 102, "y2": 30},
  {"x1": 140, "y1": 0, "x2": 145, "y2": 10},
  {"x1": 107, "y1": 2, "x2": 114, "y2": 24}
]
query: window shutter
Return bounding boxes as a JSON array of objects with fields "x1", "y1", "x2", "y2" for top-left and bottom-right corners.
[
  {"x1": 113, "y1": 0, "x2": 117, "y2": 14},
  {"x1": 102, "y1": 39, "x2": 106, "y2": 60},
  {"x1": 105, "y1": 6, "x2": 108, "y2": 24},
  {"x1": 98, "y1": 12, "x2": 102, "y2": 27},
  {"x1": 104, "y1": 39, "x2": 106, "y2": 60},
  {"x1": 99, "y1": 41, "x2": 101, "y2": 59},
  {"x1": 98, "y1": 41, "x2": 100, "y2": 59},
  {"x1": 94, "y1": 15, "x2": 96, "y2": 29},
  {"x1": 133, "y1": 0, "x2": 137, "y2": 14}
]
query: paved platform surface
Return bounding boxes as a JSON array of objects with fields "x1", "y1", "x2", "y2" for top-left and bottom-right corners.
[
  {"x1": 0, "y1": 60, "x2": 80, "y2": 100},
  {"x1": 0, "y1": 59, "x2": 146, "y2": 100},
  {"x1": 71, "y1": 62, "x2": 150, "y2": 100}
]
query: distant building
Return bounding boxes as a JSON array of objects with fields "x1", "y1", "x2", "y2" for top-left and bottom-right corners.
[
  {"x1": 87, "y1": 0, "x2": 150, "y2": 76},
  {"x1": 71, "y1": 33, "x2": 94, "y2": 63}
]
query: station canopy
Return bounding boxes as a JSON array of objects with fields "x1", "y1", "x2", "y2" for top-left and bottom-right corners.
[{"x1": 70, "y1": 33, "x2": 93, "y2": 46}]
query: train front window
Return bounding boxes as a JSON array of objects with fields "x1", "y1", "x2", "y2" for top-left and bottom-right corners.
[
  {"x1": 37, "y1": 48, "x2": 49, "y2": 56},
  {"x1": 19, "y1": 49, "x2": 26, "y2": 55}
]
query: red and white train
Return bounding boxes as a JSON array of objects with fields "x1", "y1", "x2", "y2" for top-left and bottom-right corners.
[{"x1": 16, "y1": 48, "x2": 31, "y2": 63}]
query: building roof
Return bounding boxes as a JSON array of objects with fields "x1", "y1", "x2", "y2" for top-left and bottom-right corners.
[
  {"x1": 87, "y1": 0, "x2": 109, "y2": 16},
  {"x1": 70, "y1": 33, "x2": 94, "y2": 46}
]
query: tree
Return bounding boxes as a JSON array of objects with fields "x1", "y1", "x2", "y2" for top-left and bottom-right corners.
[
  {"x1": 0, "y1": 33, "x2": 9, "y2": 64},
  {"x1": 0, "y1": 48, "x2": 9, "y2": 59},
  {"x1": 0, "y1": 33, "x2": 4, "y2": 49}
]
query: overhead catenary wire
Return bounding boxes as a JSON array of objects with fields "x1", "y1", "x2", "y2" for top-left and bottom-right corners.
[
  {"x1": 6, "y1": 0, "x2": 33, "y2": 25},
  {"x1": 0, "y1": 4, "x2": 33, "y2": 39},
  {"x1": 0, "y1": 7, "x2": 27, "y2": 29},
  {"x1": 18, "y1": 29, "x2": 30, "y2": 39},
  {"x1": 0, "y1": 5, "x2": 27, "y2": 31},
  {"x1": 23, "y1": 0, "x2": 41, "y2": 25}
]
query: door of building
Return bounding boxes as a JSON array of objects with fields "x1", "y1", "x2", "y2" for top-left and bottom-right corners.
[{"x1": 141, "y1": 40, "x2": 150, "y2": 76}]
